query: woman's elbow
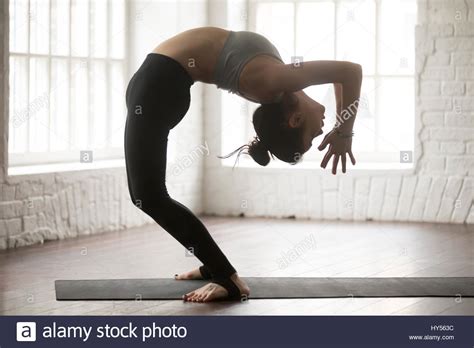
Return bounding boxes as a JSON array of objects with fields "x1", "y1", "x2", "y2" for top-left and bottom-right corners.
[
  {"x1": 343, "y1": 62, "x2": 362, "y2": 80},
  {"x1": 351, "y1": 63, "x2": 363, "y2": 81}
]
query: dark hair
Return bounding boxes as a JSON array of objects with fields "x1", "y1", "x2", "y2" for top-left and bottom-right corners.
[{"x1": 220, "y1": 94, "x2": 305, "y2": 166}]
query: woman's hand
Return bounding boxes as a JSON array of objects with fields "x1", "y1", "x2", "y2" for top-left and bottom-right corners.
[{"x1": 318, "y1": 129, "x2": 356, "y2": 174}]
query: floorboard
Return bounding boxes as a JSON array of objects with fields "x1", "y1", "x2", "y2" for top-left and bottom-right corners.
[{"x1": 1, "y1": 217, "x2": 472, "y2": 315}]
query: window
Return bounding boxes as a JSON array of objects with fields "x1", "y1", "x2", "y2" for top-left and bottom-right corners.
[
  {"x1": 9, "y1": 0, "x2": 127, "y2": 167},
  {"x1": 222, "y1": 0, "x2": 417, "y2": 167}
]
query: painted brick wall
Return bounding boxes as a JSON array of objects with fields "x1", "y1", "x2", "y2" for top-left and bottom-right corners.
[
  {"x1": 203, "y1": 0, "x2": 473, "y2": 224},
  {"x1": 0, "y1": 1, "x2": 207, "y2": 250}
]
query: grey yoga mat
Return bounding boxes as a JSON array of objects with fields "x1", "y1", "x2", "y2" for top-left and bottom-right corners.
[{"x1": 55, "y1": 277, "x2": 474, "y2": 300}]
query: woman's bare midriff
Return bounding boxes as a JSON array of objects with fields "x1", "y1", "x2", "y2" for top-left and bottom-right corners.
[{"x1": 151, "y1": 26, "x2": 283, "y2": 103}]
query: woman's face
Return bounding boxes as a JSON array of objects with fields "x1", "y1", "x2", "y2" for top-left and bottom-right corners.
[{"x1": 288, "y1": 92, "x2": 326, "y2": 153}]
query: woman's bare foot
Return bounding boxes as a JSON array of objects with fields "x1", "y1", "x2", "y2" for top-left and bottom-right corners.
[
  {"x1": 174, "y1": 268, "x2": 204, "y2": 280},
  {"x1": 182, "y1": 273, "x2": 250, "y2": 302}
]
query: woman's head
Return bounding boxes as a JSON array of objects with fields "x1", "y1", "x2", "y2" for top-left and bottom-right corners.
[{"x1": 225, "y1": 91, "x2": 326, "y2": 166}]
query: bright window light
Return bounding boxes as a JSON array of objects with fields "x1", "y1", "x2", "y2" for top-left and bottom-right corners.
[
  {"x1": 8, "y1": 0, "x2": 127, "y2": 167},
  {"x1": 222, "y1": 0, "x2": 417, "y2": 167}
]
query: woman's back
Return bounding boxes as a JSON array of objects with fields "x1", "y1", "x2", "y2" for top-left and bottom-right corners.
[
  {"x1": 152, "y1": 27, "x2": 231, "y2": 83},
  {"x1": 152, "y1": 26, "x2": 283, "y2": 103}
]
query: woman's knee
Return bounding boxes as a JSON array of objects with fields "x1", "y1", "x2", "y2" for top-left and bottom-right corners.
[{"x1": 135, "y1": 193, "x2": 172, "y2": 218}]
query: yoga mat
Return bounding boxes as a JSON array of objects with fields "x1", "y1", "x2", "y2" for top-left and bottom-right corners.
[{"x1": 55, "y1": 277, "x2": 474, "y2": 300}]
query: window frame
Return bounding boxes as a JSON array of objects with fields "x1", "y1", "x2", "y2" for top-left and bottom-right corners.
[
  {"x1": 227, "y1": 0, "x2": 416, "y2": 165},
  {"x1": 8, "y1": 0, "x2": 129, "y2": 168}
]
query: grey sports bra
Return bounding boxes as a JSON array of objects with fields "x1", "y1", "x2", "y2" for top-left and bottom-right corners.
[{"x1": 213, "y1": 30, "x2": 284, "y2": 103}]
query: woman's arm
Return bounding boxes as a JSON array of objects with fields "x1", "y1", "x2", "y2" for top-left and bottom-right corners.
[
  {"x1": 267, "y1": 60, "x2": 362, "y2": 133},
  {"x1": 318, "y1": 76, "x2": 361, "y2": 174},
  {"x1": 332, "y1": 71, "x2": 361, "y2": 135},
  {"x1": 266, "y1": 60, "x2": 362, "y2": 93},
  {"x1": 266, "y1": 60, "x2": 363, "y2": 174},
  {"x1": 334, "y1": 83, "x2": 343, "y2": 118}
]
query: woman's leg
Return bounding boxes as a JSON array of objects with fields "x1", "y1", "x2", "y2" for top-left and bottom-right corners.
[
  {"x1": 124, "y1": 53, "x2": 248, "y2": 301},
  {"x1": 125, "y1": 125, "x2": 237, "y2": 279},
  {"x1": 124, "y1": 95, "x2": 236, "y2": 281}
]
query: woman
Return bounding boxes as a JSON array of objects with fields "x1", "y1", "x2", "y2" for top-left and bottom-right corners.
[{"x1": 124, "y1": 26, "x2": 362, "y2": 302}]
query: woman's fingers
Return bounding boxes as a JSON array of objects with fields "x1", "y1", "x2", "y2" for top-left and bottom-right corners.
[
  {"x1": 349, "y1": 151, "x2": 356, "y2": 165},
  {"x1": 320, "y1": 149, "x2": 333, "y2": 168},
  {"x1": 320, "y1": 139, "x2": 355, "y2": 173},
  {"x1": 318, "y1": 133, "x2": 331, "y2": 151},
  {"x1": 332, "y1": 155, "x2": 339, "y2": 175}
]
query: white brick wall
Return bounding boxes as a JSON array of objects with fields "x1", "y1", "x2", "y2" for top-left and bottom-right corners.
[
  {"x1": 203, "y1": 0, "x2": 473, "y2": 225},
  {"x1": 0, "y1": 1, "x2": 207, "y2": 250},
  {"x1": 1, "y1": 172, "x2": 145, "y2": 248}
]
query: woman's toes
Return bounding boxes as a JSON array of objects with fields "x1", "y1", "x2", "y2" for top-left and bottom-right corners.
[
  {"x1": 175, "y1": 273, "x2": 186, "y2": 280},
  {"x1": 197, "y1": 291, "x2": 207, "y2": 302},
  {"x1": 175, "y1": 268, "x2": 203, "y2": 280},
  {"x1": 184, "y1": 291, "x2": 195, "y2": 301},
  {"x1": 183, "y1": 282, "x2": 237, "y2": 303},
  {"x1": 177, "y1": 273, "x2": 191, "y2": 280}
]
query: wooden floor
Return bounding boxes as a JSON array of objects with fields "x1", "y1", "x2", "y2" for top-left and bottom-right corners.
[{"x1": 1, "y1": 217, "x2": 473, "y2": 315}]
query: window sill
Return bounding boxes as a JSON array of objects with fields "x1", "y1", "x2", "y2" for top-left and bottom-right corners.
[
  {"x1": 8, "y1": 159, "x2": 125, "y2": 176},
  {"x1": 221, "y1": 158, "x2": 415, "y2": 175}
]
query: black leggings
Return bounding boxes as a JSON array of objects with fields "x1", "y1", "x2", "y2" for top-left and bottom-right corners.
[{"x1": 124, "y1": 53, "x2": 236, "y2": 279}]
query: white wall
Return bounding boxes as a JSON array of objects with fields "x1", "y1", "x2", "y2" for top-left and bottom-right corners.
[
  {"x1": 0, "y1": 0, "x2": 207, "y2": 250},
  {"x1": 203, "y1": 0, "x2": 474, "y2": 224}
]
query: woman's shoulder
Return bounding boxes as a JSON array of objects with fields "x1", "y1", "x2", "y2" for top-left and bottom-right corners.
[{"x1": 239, "y1": 56, "x2": 286, "y2": 102}]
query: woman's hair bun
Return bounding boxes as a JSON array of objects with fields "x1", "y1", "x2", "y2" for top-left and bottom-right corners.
[{"x1": 248, "y1": 137, "x2": 270, "y2": 166}]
